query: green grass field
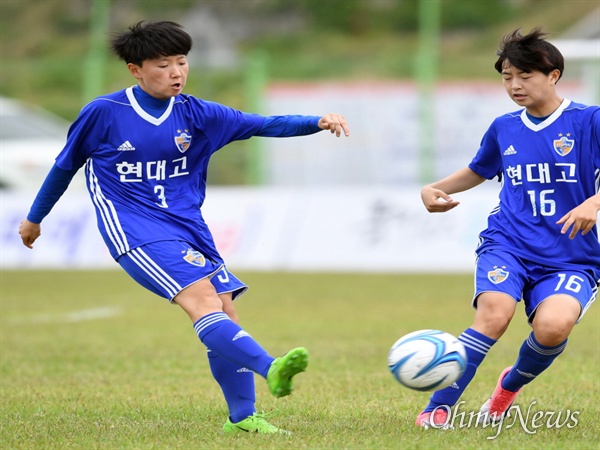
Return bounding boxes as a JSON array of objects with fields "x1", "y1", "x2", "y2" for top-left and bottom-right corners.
[{"x1": 1, "y1": 270, "x2": 598, "y2": 449}]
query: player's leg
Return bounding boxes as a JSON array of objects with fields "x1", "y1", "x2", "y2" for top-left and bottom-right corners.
[
  {"x1": 494, "y1": 294, "x2": 577, "y2": 391},
  {"x1": 208, "y1": 289, "x2": 256, "y2": 427},
  {"x1": 207, "y1": 268, "x2": 288, "y2": 433},
  {"x1": 416, "y1": 292, "x2": 516, "y2": 428},
  {"x1": 119, "y1": 242, "x2": 307, "y2": 402},
  {"x1": 176, "y1": 278, "x2": 309, "y2": 393},
  {"x1": 179, "y1": 271, "x2": 307, "y2": 406},
  {"x1": 479, "y1": 269, "x2": 595, "y2": 423},
  {"x1": 497, "y1": 272, "x2": 593, "y2": 391},
  {"x1": 118, "y1": 242, "x2": 272, "y2": 375},
  {"x1": 417, "y1": 250, "x2": 523, "y2": 428}
]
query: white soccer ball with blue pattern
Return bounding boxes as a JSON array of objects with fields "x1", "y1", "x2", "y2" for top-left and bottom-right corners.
[{"x1": 388, "y1": 329, "x2": 467, "y2": 391}]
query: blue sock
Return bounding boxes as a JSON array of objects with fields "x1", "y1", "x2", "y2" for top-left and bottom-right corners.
[
  {"x1": 207, "y1": 350, "x2": 256, "y2": 423},
  {"x1": 424, "y1": 328, "x2": 496, "y2": 412},
  {"x1": 502, "y1": 332, "x2": 567, "y2": 392},
  {"x1": 194, "y1": 312, "x2": 274, "y2": 378}
]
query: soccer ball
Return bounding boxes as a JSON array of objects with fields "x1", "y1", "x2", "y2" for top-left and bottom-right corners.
[{"x1": 388, "y1": 329, "x2": 467, "y2": 391}]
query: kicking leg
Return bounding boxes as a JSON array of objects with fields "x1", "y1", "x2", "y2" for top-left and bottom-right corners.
[
  {"x1": 208, "y1": 292, "x2": 257, "y2": 425},
  {"x1": 175, "y1": 278, "x2": 308, "y2": 396}
]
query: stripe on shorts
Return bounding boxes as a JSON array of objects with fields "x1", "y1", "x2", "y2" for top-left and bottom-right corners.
[{"x1": 127, "y1": 247, "x2": 183, "y2": 298}]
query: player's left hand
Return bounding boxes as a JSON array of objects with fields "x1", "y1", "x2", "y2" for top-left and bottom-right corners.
[
  {"x1": 318, "y1": 113, "x2": 350, "y2": 137},
  {"x1": 556, "y1": 194, "x2": 600, "y2": 239}
]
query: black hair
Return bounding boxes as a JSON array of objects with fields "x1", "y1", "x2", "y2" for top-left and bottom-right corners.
[
  {"x1": 111, "y1": 21, "x2": 192, "y2": 66},
  {"x1": 494, "y1": 28, "x2": 564, "y2": 81}
]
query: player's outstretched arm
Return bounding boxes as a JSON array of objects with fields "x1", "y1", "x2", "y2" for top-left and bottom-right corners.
[
  {"x1": 556, "y1": 193, "x2": 600, "y2": 239},
  {"x1": 421, "y1": 167, "x2": 485, "y2": 213},
  {"x1": 19, "y1": 220, "x2": 41, "y2": 249},
  {"x1": 318, "y1": 113, "x2": 350, "y2": 137},
  {"x1": 17, "y1": 164, "x2": 78, "y2": 249}
]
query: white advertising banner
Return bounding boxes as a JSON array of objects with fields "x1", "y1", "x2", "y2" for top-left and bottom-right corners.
[
  {"x1": 263, "y1": 81, "x2": 591, "y2": 187},
  {"x1": 2, "y1": 186, "x2": 504, "y2": 272}
]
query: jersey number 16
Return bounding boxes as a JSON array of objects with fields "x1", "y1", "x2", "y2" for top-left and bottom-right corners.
[{"x1": 527, "y1": 189, "x2": 556, "y2": 217}]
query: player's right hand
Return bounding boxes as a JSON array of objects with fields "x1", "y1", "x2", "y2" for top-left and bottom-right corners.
[
  {"x1": 19, "y1": 219, "x2": 41, "y2": 249},
  {"x1": 421, "y1": 186, "x2": 460, "y2": 213}
]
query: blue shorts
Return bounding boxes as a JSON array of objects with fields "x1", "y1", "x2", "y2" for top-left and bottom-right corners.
[
  {"x1": 117, "y1": 240, "x2": 248, "y2": 302},
  {"x1": 474, "y1": 249, "x2": 598, "y2": 324}
]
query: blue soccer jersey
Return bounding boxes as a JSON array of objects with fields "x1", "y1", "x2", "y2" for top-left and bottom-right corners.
[
  {"x1": 52, "y1": 87, "x2": 312, "y2": 262},
  {"x1": 469, "y1": 99, "x2": 600, "y2": 276}
]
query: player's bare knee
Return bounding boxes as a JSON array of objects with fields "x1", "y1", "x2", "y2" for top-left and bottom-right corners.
[
  {"x1": 473, "y1": 296, "x2": 514, "y2": 339},
  {"x1": 472, "y1": 314, "x2": 511, "y2": 340},
  {"x1": 532, "y1": 316, "x2": 574, "y2": 346},
  {"x1": 472, "y1": 306, "x2": 512, "y2": 338},
  {"x1": 532, "y1": 295, "x2": 580, "y2": 345},
  {"x1": 174, "y1": 285, "x2": 224, "y2": 322}
]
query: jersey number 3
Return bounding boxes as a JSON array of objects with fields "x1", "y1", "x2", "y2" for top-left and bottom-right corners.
[{"x1": 154, "y1": 185, "x2": 168, "y2": 208}]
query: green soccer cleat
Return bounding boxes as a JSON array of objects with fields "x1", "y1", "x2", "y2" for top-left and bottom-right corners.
[
  {"x1": 223, "y1": 412, "x2": 289, "y2": 434},
  {"x1": 267, "y1": 347, "x2": 309, "y2": 398}
]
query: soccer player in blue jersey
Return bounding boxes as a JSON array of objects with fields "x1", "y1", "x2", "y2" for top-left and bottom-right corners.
[
  {"x1": 415, "y1": 28, "x2": 600, "y2": 429},
  {"x1": 18, "y1": 21, "x2": 349, "y2": 434}
]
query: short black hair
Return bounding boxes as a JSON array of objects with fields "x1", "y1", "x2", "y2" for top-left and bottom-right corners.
[
  {"x1": 494, "y1": 28, "x2": 564, "y2": 81},
  {"x1": 111, "y1": 21, "x2": 192, "y2": 66}
]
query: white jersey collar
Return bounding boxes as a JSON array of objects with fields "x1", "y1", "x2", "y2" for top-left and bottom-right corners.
[
  {"x1": 125, "y1": 86, "x2": 174, "y2": 125},
  {"x1": 520, "y1": 98, "x2": 571, "y2": 131}
]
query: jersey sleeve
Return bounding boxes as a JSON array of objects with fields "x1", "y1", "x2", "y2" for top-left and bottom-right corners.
[
  {"x1": 55, "y1": 100, "x2": 111, "y2": 171},
  {"x1": 591, "y1": 108, "x2": 600, "y2": 170},
  {"x1": 468, "y1": 119, "x2": 502, "y2": 180},
  {"x1": 190, "y1": 99, "x2": 265, "y2": 153},
  {"x1": 256, "y1": 115, "x2": 321, "y2": 137},
  {"x1": 26, "y1": 164, "x2": 79, "y2": 223}
]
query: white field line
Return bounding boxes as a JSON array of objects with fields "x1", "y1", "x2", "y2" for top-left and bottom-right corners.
[{"x1": 7, "y1": 307, "x2": 122, "y2": 325}]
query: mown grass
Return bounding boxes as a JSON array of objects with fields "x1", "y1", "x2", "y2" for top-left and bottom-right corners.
[{"x1": 1, "y1": 270, "x2": 598, "y2": 449}]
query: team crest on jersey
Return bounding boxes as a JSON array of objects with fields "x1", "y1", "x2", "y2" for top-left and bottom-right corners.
[
  {"x1": 183, "y1": 249, "x2": 206, "y2": 267},
  {"x1": 488, "y1": 266, "x2": 509, "y2": 284},
  {"x1": 553, "y1": 133, "x2": 574, "y2": 156},
  {"x1": 174, "y1": 130, "x2": 191, "y2": 153}
]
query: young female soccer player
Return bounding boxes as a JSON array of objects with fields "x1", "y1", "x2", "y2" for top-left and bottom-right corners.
[
  {"x1": 416, "y1": 28, "x2": 599, "y2": 429},
  {"x1": 18, "y1": 20, "x2": 349, "y2": 434}
]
